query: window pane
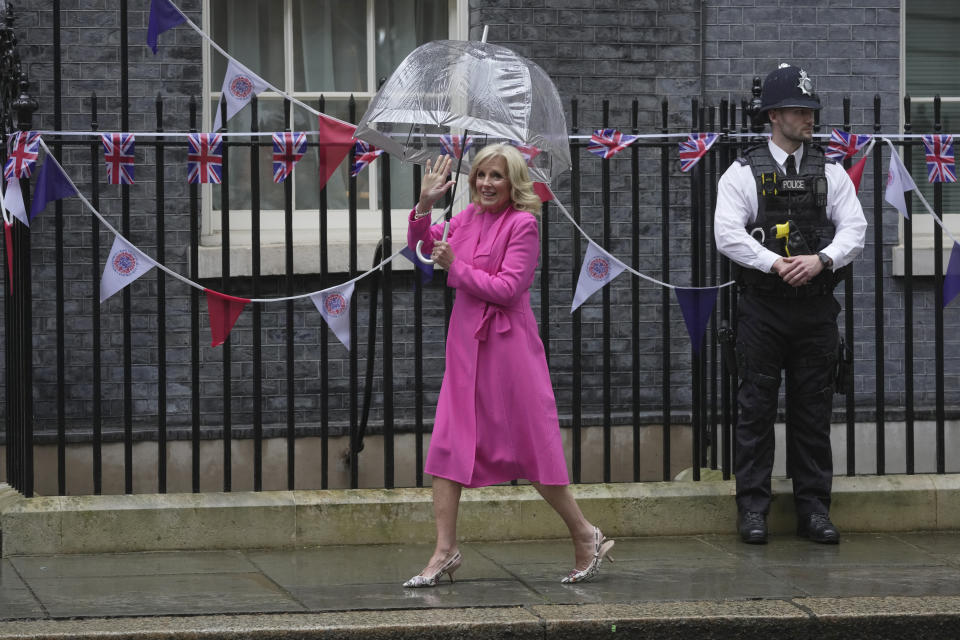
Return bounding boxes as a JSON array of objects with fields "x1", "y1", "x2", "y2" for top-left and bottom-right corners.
[
  {"x1": 908, "y1": 102, "x2": 960, "y2": 214},
  {"x1": 212, "y1": 98, "x2": 286, "y2": 212},
  {"x1": 210, "y1": 0, "x2": 285, "y2": 88},
  {"x1": 905, "y1": 1, "x2": 960, "y2": 97},
  {"x1": 374, "y1": 0, "x2": 449, "y2": 83},
  {"x1": 294, "y1": 99, "x2": 370, "y2": 211},
  {"x1": 379, "y1": 157, "x2": 416, "y2": 213},
  {"x1": 293, "y1": 0, "x2": 367, "y2": 92}
]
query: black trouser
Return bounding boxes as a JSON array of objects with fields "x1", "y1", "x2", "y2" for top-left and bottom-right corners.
[{"x1": 734, "y1": 289, "x2": 839, "y2": 517}]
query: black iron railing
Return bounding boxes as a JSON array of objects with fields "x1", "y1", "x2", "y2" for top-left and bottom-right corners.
[{"x1": 3, "y1": 3, "x2": 959, "y2": 498}]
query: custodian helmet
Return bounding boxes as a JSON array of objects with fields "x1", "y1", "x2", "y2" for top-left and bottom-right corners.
[{"x1": 758, "y1": 63, "x2": 822, "y2": 118}]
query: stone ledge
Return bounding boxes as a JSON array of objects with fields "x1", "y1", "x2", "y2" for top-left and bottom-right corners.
[
  {"x1": 3, "y1": 598, "x2": 960, "y2": 640},
  {"x1": 2, "y1": 474, "x2": 958, "y2": 556}
]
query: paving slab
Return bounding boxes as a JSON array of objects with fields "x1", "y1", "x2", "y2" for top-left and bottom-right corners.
[
  {"x1": 1, "y1": 532, "x2": 960, "y2": 639},
  {"x1": 762, "y1": 564, "x2": 960, "y2": 598},
  {"x1": 245, "y1": 544, "x2": 509, "y2": 586},
  {"x1": 9, "y1": 550, "x2": 259, "y2": 579},
  {"x1": 23, "y1": 572, "x2": 305, "y2": 618},
  {"x1": 0, "y1": 559, "x2": 45, "y2": 620},
  {"x1": 702, "y1": 532, "x2": 943, "y2": 566}
]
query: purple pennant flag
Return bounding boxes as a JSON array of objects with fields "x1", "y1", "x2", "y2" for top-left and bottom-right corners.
[
  {"x1": 674, "y1": 287, "x2": 719, "y2": 354},
  {"x1": 29, "y1": 158, "x2": 76, "y2": 221},
  {"x1": 147, "y1": 0, "x2": 187, "y2": 54},
  {"x1": 944, "y1": 243, "x2": 960, "y2": 308},
  {"x1": 400, "y1": 246, "x2": 434, "y2": 284}
]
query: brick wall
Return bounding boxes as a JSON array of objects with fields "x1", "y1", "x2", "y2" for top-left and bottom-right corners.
[{"x1": 4, "y1": 0, "x2": 959, "y2": 459}]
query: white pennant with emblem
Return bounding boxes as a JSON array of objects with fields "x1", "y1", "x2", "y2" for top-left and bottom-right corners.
[
  {"x1": 212, "y1": 58, "x2": 270, "y2": 132},
  {"x1": 100, "y1": 235, "x2": 157, "y2": 302},
  {"x1": 310, "y1": 282, "x2": 355, "y2": 350},
  {"x1": 571, "y1": 240, "x2": 628, "y2": 312},
  {"x1": 2, "y1": 177, "x2": 28, "y2": 227}
]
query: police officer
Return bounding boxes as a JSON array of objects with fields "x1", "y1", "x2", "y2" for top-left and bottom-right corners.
[{"x1": 714, "y1": 64, "x2": 867, "y2": 544}]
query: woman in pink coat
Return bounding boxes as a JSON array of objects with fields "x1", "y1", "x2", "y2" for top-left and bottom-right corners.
[{"x1": 403, "y1": 144, "x2": 614, "y2": 588}]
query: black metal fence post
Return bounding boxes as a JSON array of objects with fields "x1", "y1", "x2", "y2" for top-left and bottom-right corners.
[
  {"x1": 872, "y1": 94, "x2": 885, "y2": 475},
  {"x1": 902, "y1": 96, "x2": 915, "y2": 475},
  {"x1": 570, "y1": 98, "x2": 583, "y2": 484},
  {"x1": 659, "y1": 98, "x2": 672, "y2": 481}
]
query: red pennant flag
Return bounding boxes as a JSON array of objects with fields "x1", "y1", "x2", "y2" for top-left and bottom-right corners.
[
  {"x1": 317, "y1": 113, "x2": 357, "y2": 189},
  {"x1": 204, "y1": 289, "x2": 250, "y2": 347},
  {"x1": 533, "y1": 182, "x2": 554, "y2": 202},
  {"x1": 846, "y1": 152, "x2": 869, "y2": 193},
  {"x1": 4, "y1": 221, "x2": 13, "y2": 294}
]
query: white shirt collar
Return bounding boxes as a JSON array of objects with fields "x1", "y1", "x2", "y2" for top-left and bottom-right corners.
[{"x1": 767, "y1": 139, "x2": 803, "y2": 171}]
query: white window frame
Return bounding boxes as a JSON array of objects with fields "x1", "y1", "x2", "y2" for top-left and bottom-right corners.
[
  {"x1": 894, "y1": 0, "x2": 960, "y2": 276},
  {"x1": 199, "y1": 0, "x2": 468, "y2": 277}
]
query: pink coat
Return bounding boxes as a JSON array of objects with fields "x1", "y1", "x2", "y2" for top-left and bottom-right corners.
[{"x1": 408, "y1": 204, "x2": 570, "y2": 488}]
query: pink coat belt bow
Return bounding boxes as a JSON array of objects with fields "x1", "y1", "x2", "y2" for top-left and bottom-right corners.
[{"x1": 474, "y1": 304, "x2": 515, "y2": 341}]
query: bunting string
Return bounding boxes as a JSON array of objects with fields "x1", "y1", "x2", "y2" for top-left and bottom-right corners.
[
  {"x1": 883, "y1": 137, "x2": 960, "y2": 247},
  {"x1": 35, "y1": 138, "x2": 413, "y2": 304},
  {"x1": 552, "y1": 195, "x2": 735, "y2": 291}
]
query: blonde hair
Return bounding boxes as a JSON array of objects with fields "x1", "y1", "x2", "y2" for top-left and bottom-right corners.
[{"x1": 468, "y1": 143, "x2": 542, "y2": 216}]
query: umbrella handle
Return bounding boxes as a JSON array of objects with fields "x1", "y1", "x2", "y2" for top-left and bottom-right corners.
[{"x1": 415, "y1": 220, "x2": 450, "y2": 265}]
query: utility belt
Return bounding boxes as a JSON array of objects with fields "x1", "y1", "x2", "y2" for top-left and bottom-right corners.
[
  {"x1": 734, "y1": 265, "x2": 838, "y2": 298},
  {"x1": 737, "y1": 277, "x2": 834, "y2": 298}
]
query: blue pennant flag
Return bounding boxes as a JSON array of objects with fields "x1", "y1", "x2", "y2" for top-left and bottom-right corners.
[
  {"x1": 674, "y1": 287, "x2": 719, "y2": 354},
  {"x1": 30, "y1": 158, "x2": 76, "y2": 221},
  {"x1": 400, "y1": 246, "x2": 434, "y2": 285},
  {"x1": 944, "y1": 242, "x2": 960, "y2": 308},
  {"x1": 147, "y1": 0, "x2": 187, "y2": 54}
]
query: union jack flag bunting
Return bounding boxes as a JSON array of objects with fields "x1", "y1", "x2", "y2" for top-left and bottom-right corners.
[
  {"x1": 678, "y1": 133, "x2": 719, "y2": 172},
  {"x1": 3, "y1": 131, "x2": 41, "y2": 181},
  {"x1": 187, "y1": 133, "x2": 223, "y2": 184},
  {"x1": 439, "y1": 134, "x2": 473, "y2": 159},
  {"x1": 508, "y1": 140, "x2": 542, "y2": 166},
  {"x1": 922, "y1": 134, "x2": 956, "y2": 183},
  {"x1": 588, "y1": 129, "x2": 638, "y2": 159},
  {"x1": 350, "y1": 140, "x2": 383, "y2": 177},
  {"x1": 825, "y1": 129, "x2": 871, "y2": 161},
  {"x1": 272, "y1": 131, "x2": 307, "y2": 183},
  {"x1": 101, "y1": 133, "x2": 136, "y2": 185}
]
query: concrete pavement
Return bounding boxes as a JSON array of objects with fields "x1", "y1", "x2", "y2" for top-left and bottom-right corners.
[{"x1": 3, "y1": 531, "x2": 960, "y2": 639}]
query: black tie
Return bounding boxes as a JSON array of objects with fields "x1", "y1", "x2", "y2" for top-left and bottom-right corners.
[{"x1": 786, "y1": 154, "x2": 798, "y2": 177}]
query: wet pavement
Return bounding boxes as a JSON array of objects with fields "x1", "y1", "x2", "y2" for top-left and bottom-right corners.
[{"x1": 2, "y1": 531, "x2": 960, "y2": 637}]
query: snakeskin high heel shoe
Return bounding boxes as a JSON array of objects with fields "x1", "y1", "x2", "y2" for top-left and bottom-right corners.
[
  {"x1": 561, "y1": 527, "x2": 614, "y2": 584},
  {"x1": 402, "y1": 551, "x2": 463, "y2": 588}
]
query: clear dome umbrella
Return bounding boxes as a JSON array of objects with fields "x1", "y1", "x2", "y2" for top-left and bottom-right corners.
[
  {"x1": 355, "y1": 35, "x2": 570, "y2": 263},
  {"x1": 355, "y1": 37, "x2": 571, "y2": 185}
]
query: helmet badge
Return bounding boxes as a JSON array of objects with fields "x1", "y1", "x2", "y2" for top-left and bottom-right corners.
[{"x1": 797, "y1": 69, "x2": 813, "y2": 96}]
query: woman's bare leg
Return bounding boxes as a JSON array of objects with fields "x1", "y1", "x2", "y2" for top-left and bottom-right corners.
[
  {"x1": 532, "y1": 482, "x2": 597, "y2": 570},
  {"x1": 420, "y1": 476, "x2": 463, "y2": 573}
]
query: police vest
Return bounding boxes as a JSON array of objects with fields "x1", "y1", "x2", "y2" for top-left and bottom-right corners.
[{"x1": 735, "y1": 143, "x2": 839, "y2": 293}]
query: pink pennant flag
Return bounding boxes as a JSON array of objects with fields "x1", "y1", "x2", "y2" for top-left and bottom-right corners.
[
  {"x1": 533, "y1": 182, "x2": 554, "y2": 202},
  {"x1": 205, "y1": 289, "x2": 250, "y2": 347},
  {"x1": 318, "y1": 113, "x2": 357, "y2": 189},
  {"x1": 310, "y1": 282, "x2": 355, "y2": 349},
  {"x1": 571, "y1": 241, "x2": 628, "y2": 312},
  {"x1": 846, "y1": 152, "x2": 869, "y2": 194}
]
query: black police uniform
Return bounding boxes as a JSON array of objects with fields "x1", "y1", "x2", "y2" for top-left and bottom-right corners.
[{"x1": 733, "y1": 142, "x2": 840, "y2": 518}]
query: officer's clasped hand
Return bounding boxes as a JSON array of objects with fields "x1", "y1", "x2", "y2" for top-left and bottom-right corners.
[{"x1": 772, "y1": 254, "x2": 824, "y2": 287}]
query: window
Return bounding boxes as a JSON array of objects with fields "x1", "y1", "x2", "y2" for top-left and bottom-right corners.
[
  {"x1": 201, "y1": 0, "x2": 466, "y2": 277},
  {"x1": 895, "y1": 0, "x2": 960, "y2": 275}
]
